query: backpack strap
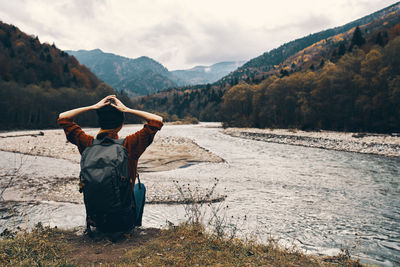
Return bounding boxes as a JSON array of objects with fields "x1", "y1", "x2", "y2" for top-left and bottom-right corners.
[
  {"x1": 92, "y1": 136, "x2": 126, "y2": 146},
  {"x1": 136, "y1": 173, "x2": 142, "y2": 189},
  {"x1": 114, "y1": 138, "x2": 126, "y2": 145}
]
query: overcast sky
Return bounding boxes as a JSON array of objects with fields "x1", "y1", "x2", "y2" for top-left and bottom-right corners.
[{"x1": 0, "y1": 0, "x2": 397, "y2": 70}]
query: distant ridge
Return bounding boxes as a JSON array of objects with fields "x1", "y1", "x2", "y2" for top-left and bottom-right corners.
[
  {"x1": 171, "y1": 61, "x2": 245, "y2": 85},
  {"x1": 66, "y1": 49, "x2": 179, "y2": 96},
  {"x1": 67, "y1": 49, "x2": 245, "y2": 95}
]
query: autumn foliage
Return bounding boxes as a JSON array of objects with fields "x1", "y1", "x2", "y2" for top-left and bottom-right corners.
[
  {"x1": 0, "y1": 21, "x2": 101, "y2": 89},
  {"x1": 138, "y1": 5, "x2": 400, "y2": 133},
  {"x1": 221, "y1": 37, "x2": 400, "y2": 132},
  {"x1": 0, "y1": 21, "x2": 141, "y2": 129}
]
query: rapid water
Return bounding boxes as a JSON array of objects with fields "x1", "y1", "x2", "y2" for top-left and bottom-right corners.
[{"x1": 1, "y1": 123, "x2": 399, "y2": 266}]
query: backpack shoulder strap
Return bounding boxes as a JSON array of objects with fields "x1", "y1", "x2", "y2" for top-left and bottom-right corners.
[
  {"x1": 91, "y1": 139, "x2": 102, "y2": 145},
  {"x1": 114, "y1": 138, "x2": 126, "y2": 146},
  {"x1": 92, "y1": 136, "x2": 126, "y2": 146}
]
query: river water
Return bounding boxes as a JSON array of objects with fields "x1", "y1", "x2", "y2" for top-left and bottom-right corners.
[{"x1": 1, "y1": 123, "x2": 399, "y2": 266}]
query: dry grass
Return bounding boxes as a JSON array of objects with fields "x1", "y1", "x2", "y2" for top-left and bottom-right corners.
[
  {"x1": 123, "y1": 222, "x2": 341, "y2": 267},
  {"x1": 0, "y1": 223, "x2": 73, "y2": 266},
  {"x1": 0, "y1": 222, "x2": 363, "y2": 267}
]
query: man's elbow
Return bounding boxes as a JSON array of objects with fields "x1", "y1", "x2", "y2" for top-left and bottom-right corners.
[
  {"x1": 152, "y1": 114, "x2": 163, "y2": 123},
  {"x1": 58, "y1": 112, "x2": 72, "y2": 122}
]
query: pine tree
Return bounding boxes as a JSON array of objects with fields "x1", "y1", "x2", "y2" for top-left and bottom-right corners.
[
  {"x1": 375, "y1": 32, "x2": 387, "y2": 47},
  {"x1": 338, "y1": 43, "x2": 346, "y2": 56},
  {"x1": 349, "y1": 26, "x2": 365, "y2": 51}
]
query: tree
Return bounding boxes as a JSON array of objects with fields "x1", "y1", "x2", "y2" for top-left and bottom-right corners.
[
  {"x1": 375, "y1": 32, "x2": 387, "y2": 47},
  {"x1": 338, "y1": 43, "x2": 346, "y2": 56},
  {"x1": 221, "y1": 83, "x2": 255, "y2": 126},
  {"x1": 349, "y1": 26, "x2": 365, "y2": 51}
]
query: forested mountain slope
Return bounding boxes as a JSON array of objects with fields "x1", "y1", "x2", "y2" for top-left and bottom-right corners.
[
  {"x1": 218, "y1": 2, "x2": 400, "y2": 86},
  {"x1": 0, "y1": 21, "x2": 120, "y2": 129},
  {"x1": 136, "y1": 3, "x2": 400, "y2": 132},
  {"x1": 0, "y1": 22, "x2": 101, "y2": 89}
]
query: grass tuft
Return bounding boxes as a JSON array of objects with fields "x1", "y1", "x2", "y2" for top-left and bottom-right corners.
[{"x1": 0, "y1": 222, "x2": 73, "y2": 266}]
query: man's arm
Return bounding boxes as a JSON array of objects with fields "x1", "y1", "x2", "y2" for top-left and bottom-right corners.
[
  {"x1": 58, "y1": 95, "x2": 116, "y2": 119},
  {"x1": 109, "y1": 96, "x2": 163, "y2": 123},
  {"x1": 57, "y1": 95, "x2": 116, "y2": 153},
  {"x1": 113, "y1": 95, "x2": 163, "y2": 160}
]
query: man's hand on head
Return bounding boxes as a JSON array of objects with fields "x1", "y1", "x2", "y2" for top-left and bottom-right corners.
[
  {"x1": 109, "y1": 96, "x2": 129, "y2": 113},
  {"x1": 92, "y1": 95, "x2": 116, "y2": 110}
]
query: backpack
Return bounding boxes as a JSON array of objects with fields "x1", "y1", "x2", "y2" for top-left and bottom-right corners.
[{"x1": 79, "y1": 136, "x2": 140, "y2": 235}]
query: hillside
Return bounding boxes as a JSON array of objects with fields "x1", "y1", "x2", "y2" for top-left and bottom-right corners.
[
  {"x1": 171, "y1": 61, "x2": 245, "y2": 85},
  {"x1": 136, "y1": 2, "x2": 400, "y2": 132},
  {"x1": 0, "y1": 22, "x2": 101, "y2": 90},
  {"x1": 220, "y1": 24, "x2": 400, "y2": 132},
  {"x1": 66, "y1": 49, "x2": 181, "y2": 96},
  {"x1": 218, "y1": 2, "x2": 400, "y2": 85},
  {"x1": 0, "y1": 21, "x2": 125, "y2": 130},
  {"x1": 267, "y1": 7, "x2": 400, "y2": 77}
]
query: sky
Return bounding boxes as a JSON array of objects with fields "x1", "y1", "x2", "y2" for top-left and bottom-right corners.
[{"x1": 0, "y1": 0, "x2": 397, "y2": 70}]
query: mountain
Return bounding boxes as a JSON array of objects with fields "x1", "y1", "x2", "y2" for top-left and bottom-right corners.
[
  {"x1": 220, "y1": 30, "x2": 400, "y2": 132},
  {"x1": 171, "y1": 61, "x2": 245, "y2": 85},
  {"x1": 276, "y1": 11, "x2": 400, "y2": 76},
  {"x1": 67, "y1": 49, "x2": 244, "y2": 95},
  {"x1": 135, "y1": 2, "x2": 400, "y2": 132},
  {"x1": 218, "y1": 1, "x2": 400, "y2": 86},
  {"x1": 0, "y1": 21, "x2": 120, "y2": 129},
  {"x1": 66, "y1": 49, "x2": 181, "y2": 96},
  {"x1": 0, "y1": 21, "x2": 102, "y2": 90}
]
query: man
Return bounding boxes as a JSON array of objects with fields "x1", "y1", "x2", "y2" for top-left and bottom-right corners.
[{"x1": 58, "y1": 95, "x2": 163, "y2": 235}]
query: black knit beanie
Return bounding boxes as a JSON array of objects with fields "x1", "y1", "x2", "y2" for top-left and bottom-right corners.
[{"x1": 96, "y1": 105, "x2": 124, "y2": 129}]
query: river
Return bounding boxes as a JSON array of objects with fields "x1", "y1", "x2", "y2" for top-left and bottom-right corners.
[{"x1": 1, "y1": 123, "x2": 399, "y2": 266}]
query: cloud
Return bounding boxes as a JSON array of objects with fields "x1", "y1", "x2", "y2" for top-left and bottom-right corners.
[{"x1": 0, "y1": 0, "x2": 397, "y2": 70}]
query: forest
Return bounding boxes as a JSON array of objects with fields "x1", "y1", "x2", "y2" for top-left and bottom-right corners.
[
  {"x1": 137, "y1": 13, "x2": 400, "y2": 133},
  {"x1": 0, "y1": 21, "x2": 139, "y2": 130},
  {"x1": 0, "y1": 80, "x2": 142, "y2": 129},
  {"x1": 216, "y1": 3, "x2": 400, "y2": 87},
  {"x1": 221, "y1": 36, "x2": 400, "y2": 132},
  {"x1": 0, "y1": 22, "x2": 100, "y2": 90}
]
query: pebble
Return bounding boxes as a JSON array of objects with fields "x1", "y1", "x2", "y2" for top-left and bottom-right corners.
[{"x1": 224, "y1": 128, "x2": 400, "y2": 157}]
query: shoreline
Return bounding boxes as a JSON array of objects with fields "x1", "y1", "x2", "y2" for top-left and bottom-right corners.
[
  {"x1": 0, "y1": 125, "x2": 224, "y2": 170},
  {"x1": 223, "y1": 127, "x2": 400, "y2": 158},
  {"x1": 0, "y1": 125, "x2": 225, "y2": 205}
]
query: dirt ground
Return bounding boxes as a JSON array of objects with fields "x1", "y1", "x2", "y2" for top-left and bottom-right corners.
[{"x1": 63, "y1": 227, "x2": 162, "y2": 265}]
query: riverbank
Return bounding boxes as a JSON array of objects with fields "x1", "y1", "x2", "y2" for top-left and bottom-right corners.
[
  {"x1": 0, "y1": 125, "x2": 224, "y2": 171},
  {"x1": 0, "y1": 223, "x2": 361, "y2": 266},
  {"x1": 0, "y1": 125, "x2": 225, "y2": 205},
  {"x1": 224, "y1": 127, "x2": 400, "y2": 157}
]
